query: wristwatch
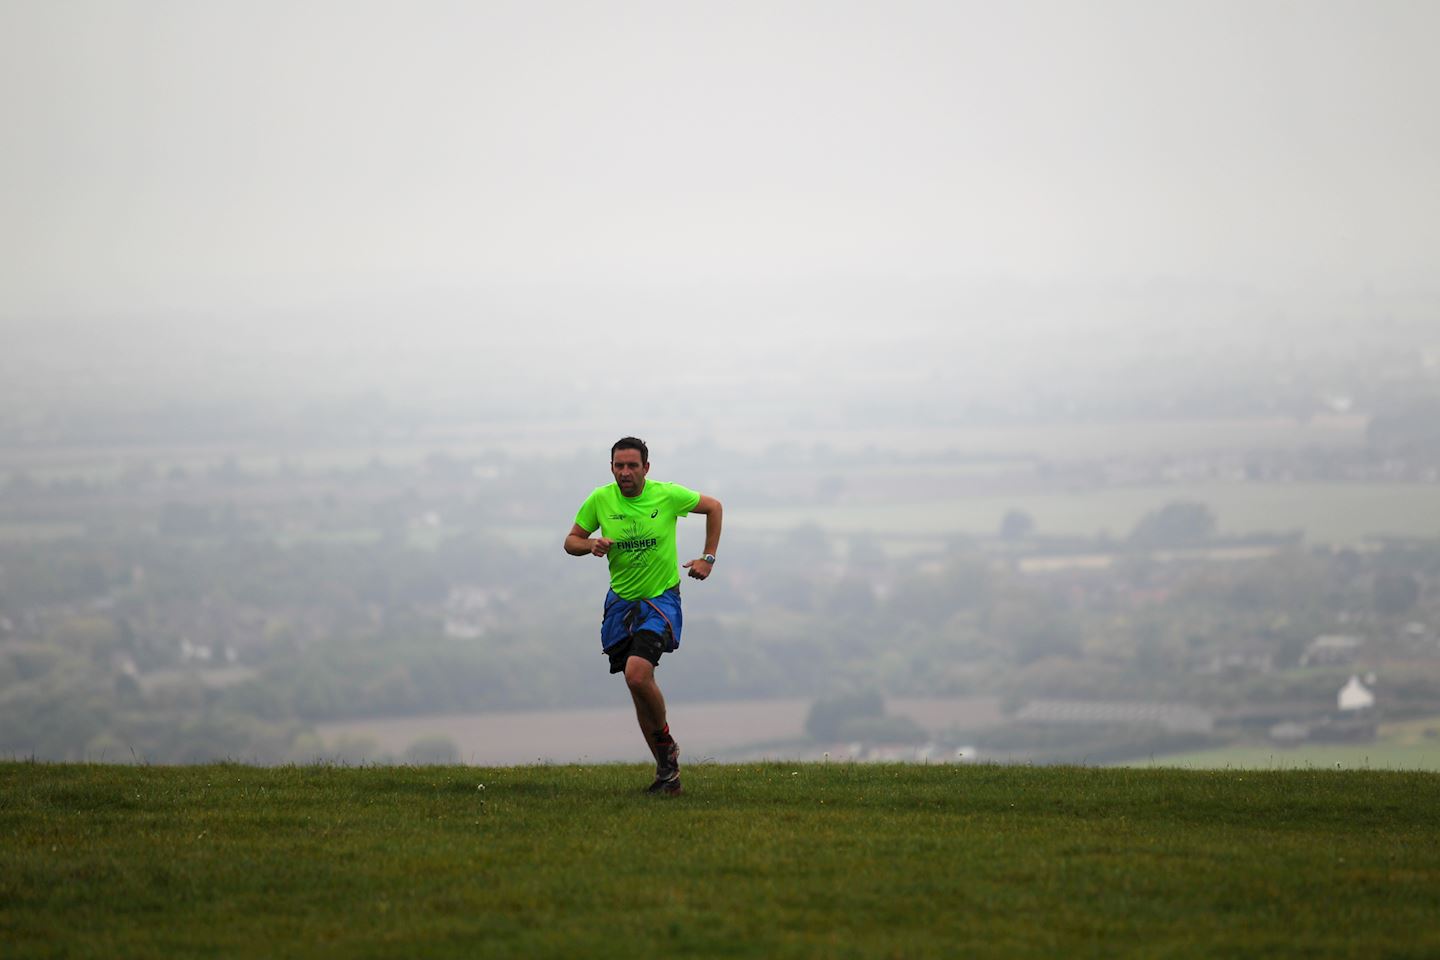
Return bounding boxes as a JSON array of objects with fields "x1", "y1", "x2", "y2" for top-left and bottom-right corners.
[{"x1": 703, "y1": 554, "x2": 717, "y2": 565}]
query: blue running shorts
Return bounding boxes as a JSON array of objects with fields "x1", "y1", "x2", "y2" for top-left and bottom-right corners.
[{"x1": 601, "y1": 585, "x2": 683, "y2": 653}]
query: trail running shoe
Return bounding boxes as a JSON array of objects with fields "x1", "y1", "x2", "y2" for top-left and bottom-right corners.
[
  {"x1": 645, "y1": 772, "x2": 682, "y2": 796},
  {"x1": 646, "y1": 740, "x2": 681, "y2": 795}
]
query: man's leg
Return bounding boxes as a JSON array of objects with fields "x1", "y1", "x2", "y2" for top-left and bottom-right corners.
[
  {"x1": 624, "y1": 654, "x2": 681, "y2": 794},
  {"x1": 624, "y1": 654, "x2": 668, "y2": 747}
]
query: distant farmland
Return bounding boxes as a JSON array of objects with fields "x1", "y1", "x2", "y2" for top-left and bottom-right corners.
[
  {"x1": 0, "y1": 413, "x2": 1369, "y2": 480},
  {"x1": 477, "y1": 481, "x2": 1440, "y2": 554},
  {"x1": 314, "y1": 697, "x2": 1006, "y2": 766},
  {"x1": 1138, "y1": 715, "x2": 1440, "y2": 772},
  {"x1": 737, "y1": 481, "x2": 1440, "y2": 545}
]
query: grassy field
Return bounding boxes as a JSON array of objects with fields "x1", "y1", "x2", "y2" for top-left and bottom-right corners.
[
  {"x1": 1140, "y1": 741, "x2": 1440, "y2": 771},
  {"x1": 1144, "y1": 716, "x2": 1440, "y2": 772},
  {"x1": 4, "y1": 762, "x2": 1439, "y2": 958}
]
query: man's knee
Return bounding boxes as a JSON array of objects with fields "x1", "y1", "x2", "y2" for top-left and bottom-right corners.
[{"x1": 624, "y1": 655, "x2": 654, "y2": 689}]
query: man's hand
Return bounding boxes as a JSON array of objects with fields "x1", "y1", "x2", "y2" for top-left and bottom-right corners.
[
  {"x1": 564, "y1": 525, "x2": 612, "y2": 557},
  {"x1": 683, "y1": 557, "x2": 712, "y2": 580}
]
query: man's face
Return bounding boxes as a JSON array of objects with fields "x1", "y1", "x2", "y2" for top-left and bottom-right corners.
[{"x1": 610, "y1": 449, "x2": 649, "y2": 497}]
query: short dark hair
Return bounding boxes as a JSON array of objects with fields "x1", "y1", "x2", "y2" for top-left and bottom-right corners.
[{"x1": 611, "y1": 436, "x2": 649, "y2": 464}]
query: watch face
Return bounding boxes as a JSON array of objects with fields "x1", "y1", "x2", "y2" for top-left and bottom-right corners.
[{"x1": 704, "y1": 554, "x2": 716, "y2": 564}]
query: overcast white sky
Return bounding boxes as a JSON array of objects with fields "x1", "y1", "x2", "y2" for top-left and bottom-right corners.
[
  {"x1": 5, "y1": 1, "x2": 1438, "y2": 309},
  {"x1": 2, "y1": 1, "x2": 1438, "y2": 410}
]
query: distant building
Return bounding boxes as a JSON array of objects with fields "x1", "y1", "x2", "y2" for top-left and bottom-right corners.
[
  {"x1": 1191, "y1": 649, "x2": 1274, "y2": 677},
  {"x1": 1338, "y1": 675, "x2": 1375, "y2": 712},
  {"x1": 1300, "y1": 634, "x2": 1363, "y2": 667},
  {"x1": 179, "y1": 638, "x2": 213, "y2": 662},
  {"x1": 1262, "y1": 677, "x2": 1377, "y2": 745}
]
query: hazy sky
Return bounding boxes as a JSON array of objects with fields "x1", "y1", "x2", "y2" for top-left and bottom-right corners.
[
  {"x1": 4, "y1": 0, "x2": 1438, "y2": 318},
  {"x1": 2, "y1": 0, "x2": 1439, "y2": 427}
]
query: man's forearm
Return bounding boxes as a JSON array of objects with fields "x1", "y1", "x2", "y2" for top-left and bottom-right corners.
[
  {"x1": 703, "y1": 503, "x2": 723, "y2": 556},
  {"x1": 564, "y1": 535, "x2": 594, "y2": 556}
]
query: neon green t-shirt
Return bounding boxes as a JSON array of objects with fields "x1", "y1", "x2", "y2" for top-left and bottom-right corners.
[{"x1": 575, "y1": 480, "x2": 702, "y2": 600}]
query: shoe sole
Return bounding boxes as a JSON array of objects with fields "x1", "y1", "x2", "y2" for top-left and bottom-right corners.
[{"x1": 645, "y1": 778, "x2": 682, "y2": 796}]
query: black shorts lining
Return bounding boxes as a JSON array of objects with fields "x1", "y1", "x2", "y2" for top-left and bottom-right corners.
[{"x1": 607, "y1": 629, "x2": 666, "y2": 674}]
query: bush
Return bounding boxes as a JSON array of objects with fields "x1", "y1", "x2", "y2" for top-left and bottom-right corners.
[{"x1": 1129, "y1": 501, "x2": 1216, "y2": 548}]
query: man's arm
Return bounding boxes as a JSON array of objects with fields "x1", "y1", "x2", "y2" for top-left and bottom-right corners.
[
  {"x1": 564, "y1": 523, "x2": 612, "y2": 558},
  {"x1": 682, "y1": 495, "x2": 723, "y2": 580}
]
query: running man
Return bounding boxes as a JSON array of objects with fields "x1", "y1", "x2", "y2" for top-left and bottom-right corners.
[{"x1": 564, "y1": 436, "x2": 723, "y2": 795}]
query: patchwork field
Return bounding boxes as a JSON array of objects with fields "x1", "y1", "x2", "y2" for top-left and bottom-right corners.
[
  {"x1": 313, "y1": 697, "x2": 1006, "y2": 766},
  {"x1": 741, "y1": 481, "x2": 1440, "y2": 544},
  {"x1": 0, "y1": 414, "x2": 1369, "y2": 480}
]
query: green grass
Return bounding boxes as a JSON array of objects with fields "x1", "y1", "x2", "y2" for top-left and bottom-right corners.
[
  {"x1": 1137, "y1": 740, "x2": 1440, "y2": 771},
  {"x1": 4, "y1": 762, "x2": 1439, "y2": 958},
  {"x1": 1140, "y1": 717, "x2": 1440, "y2": 772}
]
